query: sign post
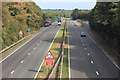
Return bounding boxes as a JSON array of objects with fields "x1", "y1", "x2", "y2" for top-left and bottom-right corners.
[
  {"x1": 44, "y1": 51, "x2": 54, "y2": 74},
  {"x1": 46, "y1": 60, "x2": 54, "y2": 66},
  {"x1": 44, "y1": 51, "x2": 54, "y2": 59},
  {"x1": 19, "y1": 30, "x2": 23, "y2": 38}
]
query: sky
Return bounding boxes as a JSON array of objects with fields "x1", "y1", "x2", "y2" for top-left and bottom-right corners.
[{"x1": 33, "y1": 0, "x2": 97, "y2": 10}]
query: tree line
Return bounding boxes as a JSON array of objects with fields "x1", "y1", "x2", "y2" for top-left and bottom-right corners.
[
  {"x1": 71, "y1": 2, "x2": 120, "y2": 55},
  {"x1": 89, "y1": 2, "x2": 119, "y2": 54},
  {"x1": 71, "y1": 8, "x2": 90, "y2": 20}
]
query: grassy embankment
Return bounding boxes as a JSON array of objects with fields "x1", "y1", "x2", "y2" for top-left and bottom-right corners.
[{"x1": 61, "y1": 22, "x2": 69, "y2": 79}]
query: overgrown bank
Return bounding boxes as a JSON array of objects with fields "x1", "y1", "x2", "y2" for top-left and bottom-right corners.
[
  {"x1": 2, "y1": 2, "x2": 44, "y2": 49},
  {"x1": 89, "y1": 2, "x2": 120, "y2": 57}
]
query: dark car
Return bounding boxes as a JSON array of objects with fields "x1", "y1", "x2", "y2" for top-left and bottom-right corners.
[
  {"x1": 81, "y1": 32, "x2": 86, "y2": 37},
  {"x1": 44, "y1": 21, "x2": 50, "y2": 27}
]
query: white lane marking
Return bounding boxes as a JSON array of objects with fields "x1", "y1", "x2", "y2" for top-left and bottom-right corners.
[
  {"x1": 85, "y1": 48, "x2": 86, "y2": 50},
  {"x1": 91, "y1": 61, "x2": 94, "y2": 64},
  {"x1": 11, "y1": 70, "x2": 14, "y2": 74},
  {"x1": 87, "y1": 53, "x2": 90, "y2": 56},
  {"x1": 96, "y1": 71, "x2": 100, "y2": 76},
  {"x1": 83, "y1": 44, "x2": 84, "y2": 45},
  {"x1": 68, "y1": 32, "x2": 71, "y2": 79},
  {"x1": 21, "y1": 60, "x2": 24, "y2": 63},
  {"x1": 87, "y1": 34, "x2": 96, "y2": 44},
  {"x1": 34, "y1": 48, "x2": 35, "y2": 50},
  {"x1": 34, "y1": 24, "x2": 61, "y2": 80},
  {"x1": 0, "y1": 28, "x2": 47, "y2": 63},
  {"x1": 87, "y1": 34, "x2": 120, "y2": 70},
  {"x1": 81, "y1": 41, "x2": 83, "y2": 42},
  {"x1": 37, "y1": 43, "x2": 39, "y2": 45},
  {"x1": 28, "y1": 53, "x2": 30, "y2": 55}
]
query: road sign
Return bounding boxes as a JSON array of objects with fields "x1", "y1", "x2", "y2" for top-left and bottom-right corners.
[
  {"x1": 19, "y1": 30, "x2": 23, "y2": 37},
  {"x1": 55, "y1": 16, "x2": 59, "y2": 19},
  {"x1": 46, "y1": 60, "x2": 54, "y2": 66},
  {"x1": 27, "y1": 29, "x2": 31, "y2": 32},
  {"x1": 44, "y1": 51, "x2": 54, "y2": 59}
]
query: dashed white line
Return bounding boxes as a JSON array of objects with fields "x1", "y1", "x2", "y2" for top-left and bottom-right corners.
[
  {"x1": 34, "y1": 48, "x2": 35, "y2": 50},
  {"x1": 11, "y1": 70, "x2": 14, "y2": 74},
  {"x1": 87, "y1": 53, "x2": 90, "y2": 56},
  {"x1": 28, "y1": 53, "x2": 30, "y2": 55},
  {"x1": 95, "y1": 71, "x2": 100, "y2": 76},
  {"x1": 83, "y1": 44, "x2": 84, "y2": 45},
  {"x1": 37, "y1": 43, "x2": 39, "y2": 45},
  {"x1": 91, "y1": 61, "x2": 94, "y2": 64},
  {"x1": 21, "y1": 60, "x2": 24, "y2": 63},
  {"x1": 81, "y1": 41, "x2": 83, "y2": 42},
  {"x1": 85, "y1": 48, "x2": 86, "y2": 50}
]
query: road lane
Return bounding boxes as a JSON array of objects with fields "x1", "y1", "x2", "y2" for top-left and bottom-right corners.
[
  {"x1": 68, "y1": 21, "x2": 98, "y2": 78},
  {"x1": 2, "y1": 23, "x2": 60, "y2": 78},
  {"x1": 68, "y1": 20, "x2": 119, "y2": 79}
]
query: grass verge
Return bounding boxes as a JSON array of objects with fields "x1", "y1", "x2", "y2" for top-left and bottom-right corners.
[{"x1": 62, "y1": 22, "x2": 69, "y2": 79}]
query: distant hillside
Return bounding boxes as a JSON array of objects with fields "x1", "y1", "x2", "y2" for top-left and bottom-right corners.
[
  {"x1": 2, "y1": 2, "x2": 44, "y2": 49},
  {"x1": 42, "y1": 9, "x2": 72, "y2": 13},
  {"x1": 42, "y1": 9, "x2": 72, "y2": 18}
]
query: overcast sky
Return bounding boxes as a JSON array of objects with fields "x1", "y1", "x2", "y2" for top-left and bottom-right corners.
[{"x1": 33, "y1": 0, "x2": 96, "y2": 10}]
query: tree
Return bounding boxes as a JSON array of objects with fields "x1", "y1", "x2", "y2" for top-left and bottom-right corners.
[{"x1": 71, "y1": 8, "x2": 79, "y2": 20}]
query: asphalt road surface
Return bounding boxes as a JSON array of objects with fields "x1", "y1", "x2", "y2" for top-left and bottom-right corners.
[
  {"x1": 1, "y1": 23, "x2": 60, "y2": 79},
  {"x1": 68, "y1": 20, "x2": 119, "y2": 79}
]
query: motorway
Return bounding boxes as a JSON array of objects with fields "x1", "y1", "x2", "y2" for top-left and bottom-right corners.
[
  {"x1": 68, "y1": 20, "x2": 119, "y2": 79},
  {"x1": 1, "y1": 22, "x2": 60, "y2": 79}
]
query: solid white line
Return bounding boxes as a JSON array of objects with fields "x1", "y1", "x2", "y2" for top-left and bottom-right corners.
[
  {"x1": 91, "y1": 61, "x2": 94, "y2": 64},
  {"x1": 34, "y1": 26, "x2": 61, "y2": 79},
  {"x1": 68, "y1": 29, "x2": 71, "y2": 79},
  {"x1": 96, "y1": 71, "x2": 99, "y2": 76},
  {"x1": 87, "y1": 33, "x2": 120, "y2": 70},
  {"x1": 21, "y1": 60, "x2": 24, "y2": 63},
  {"x1": 87, "y1": 34, "x2": 96, "y2": 44},
  {"x1": 0, "y1": 28, "x2": 47, "y2": 63},
  {"x1": 34, "y1": 59, "x2": 45, "y2": 80},
  {"x1": 28, "y1": 53, "x2": 30, "y2": 55},
  {"x1": 11, "y1": 70, "x2": 14, "y2": 74}
]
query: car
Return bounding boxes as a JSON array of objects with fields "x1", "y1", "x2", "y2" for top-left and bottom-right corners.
[
  {"x1": 48, "y1": 19, "x2": 52, "y2": 25},
  {"x1": 74, "y1": 24, "x2": 78, "y2": 26},
  {"x1": 58, "y1": 22, "x2": 61, "y2": 26},
  {"x1": 81, "y1": 32, "x2": 86, "y2": 37},
  {"x1": 44, "y1": 21, "x2": 50, "y2": 27}
]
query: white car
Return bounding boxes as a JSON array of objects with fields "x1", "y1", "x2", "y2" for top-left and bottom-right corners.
[{"x1": 58, "y1": 22, "x2": 61, "y2": 26}]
